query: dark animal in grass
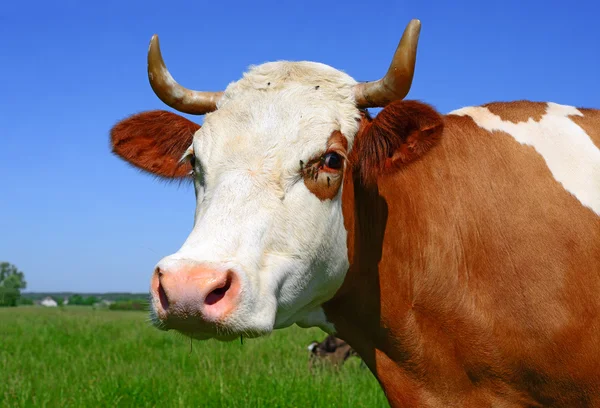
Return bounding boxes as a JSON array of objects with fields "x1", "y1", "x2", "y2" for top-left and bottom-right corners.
[{"x1": 307, "y1": 335, "x2": 359, "y2": 370}]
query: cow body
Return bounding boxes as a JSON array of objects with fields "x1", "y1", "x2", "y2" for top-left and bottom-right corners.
[
  {"x1": 111, "y1": 25, "x2": 600, "y2": 407},
  {"x1": 324, "y1": 101, "x2": 600, "y2": 406}
]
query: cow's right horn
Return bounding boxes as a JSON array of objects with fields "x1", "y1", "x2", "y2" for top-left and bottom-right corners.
[
  {"x1": 148, "y1": 35, "x2": 223, "y2": 115},
  {"x1": 353, "y1": 19, "x2": 421, "y2": 108}
]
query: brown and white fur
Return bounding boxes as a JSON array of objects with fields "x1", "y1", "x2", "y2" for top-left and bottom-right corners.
[{"x1": 111, "y1": 60, "x2": 600, "y2": 406}]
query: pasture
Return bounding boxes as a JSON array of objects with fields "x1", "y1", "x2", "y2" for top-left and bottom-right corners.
[{"x1": 0, "y1": 307, "x2": 387, "y2": 407}]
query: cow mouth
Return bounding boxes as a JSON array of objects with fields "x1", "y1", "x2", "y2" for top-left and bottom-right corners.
[
  {"x1": 148, "y1": 268, "x2": 275, "y2": 340},
  {"x1": 178, "y1": 325, "x2": 268, "y2": 342}
]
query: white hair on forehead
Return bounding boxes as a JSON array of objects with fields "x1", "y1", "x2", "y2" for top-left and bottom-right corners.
[
  {"x1": 214, "y1": 61, "x2": 362, "y2": 145},
  {"x1": 231, "y1": 61, "x2": 357, "y2": 91}
]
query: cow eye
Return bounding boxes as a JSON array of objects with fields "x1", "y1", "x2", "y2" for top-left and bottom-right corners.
[
  {"x1": 323, "y1": 152, "x2": 342, "y2": 170},
  {"x1": 189, "y1": 155, "x2": 196, "y2": 170}
]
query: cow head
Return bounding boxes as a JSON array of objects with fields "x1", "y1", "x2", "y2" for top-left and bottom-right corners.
[{"x1": 111, "y1": 20, "x2": 438, "y2": 340}]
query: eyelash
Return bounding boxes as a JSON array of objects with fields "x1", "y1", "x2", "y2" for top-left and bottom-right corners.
[{"x1": 300, "y1": 151, "x2": 344, "y2": 180}]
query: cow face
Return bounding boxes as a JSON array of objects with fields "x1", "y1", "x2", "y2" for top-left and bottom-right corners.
[
  {"x1": 111, "y1": 20, "x2": 422, "y2": 340},
  {"x1": 113, "y1": 62, "x2": 361, "y2": 339}
]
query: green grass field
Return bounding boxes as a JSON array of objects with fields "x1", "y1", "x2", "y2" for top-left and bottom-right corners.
[{"x1": 0, "y1": 307, "x2": 388, "y2": 407}]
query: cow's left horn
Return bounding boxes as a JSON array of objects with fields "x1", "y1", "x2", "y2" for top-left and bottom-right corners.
[
  {"x1": 148, "y1": 35, "x2": 223, "y2": 115},
  {"x1": 353, "y1": 19, "x2": 421, "y2": 108}
]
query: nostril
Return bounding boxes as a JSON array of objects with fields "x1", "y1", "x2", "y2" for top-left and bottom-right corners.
[
  {"x1": 205, "y1": 275, "x2": 232, "y2": 306},
  {"x1": 158, "y1": 280, "x2": 169, "y2": 311}
]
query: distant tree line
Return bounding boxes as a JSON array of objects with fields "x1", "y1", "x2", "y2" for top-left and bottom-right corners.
[
  {"x1": 21, "y1": 292, "x2": 149, "y2": 302},
  {"x1": 62, "y1": 295, "x2": 148, "y2": 309},
  {"x1": 109, "y1": 299, "x2": 149, "y2": 311},
  {"x1": 15, "y1": 287, "x2": 149, "y2": 310},
  {"x1": 68, "y1": 294, "x2": 100, "y2": 306},
  {"x1": 0, "y1": 262, "x2": 27, "y2": 307}
]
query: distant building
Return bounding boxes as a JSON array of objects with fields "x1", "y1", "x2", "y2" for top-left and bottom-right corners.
[{"x1": 40, "y1": 296, "x2": 58, "y2": 307}]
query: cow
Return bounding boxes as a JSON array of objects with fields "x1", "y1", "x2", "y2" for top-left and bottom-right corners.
[
  {"x1": 307, "y1": 334, "x2": 359, "y2": 370},
  {"x1": 110, "y1": 19, "x2": 600, "y2": 407}
]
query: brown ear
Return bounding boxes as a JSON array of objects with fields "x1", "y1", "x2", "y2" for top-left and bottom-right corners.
[
  {"x1": 352, "y1": 100, "x2": 443, "y2": 184},
  {"x1": 110, "y1": 110, "x2": 200, "y2": 179}
]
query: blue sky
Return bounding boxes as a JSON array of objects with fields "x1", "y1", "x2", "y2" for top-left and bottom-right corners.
[{"x1": 1, "y1": 1, "x2": 598, "y2": 292}]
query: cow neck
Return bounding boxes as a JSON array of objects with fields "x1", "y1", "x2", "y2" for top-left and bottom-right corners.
[
  {"x1": 322, "y1": 164, "x2": 397, "y2": 364},
  {"x1": 321, "y1": 162, "x2": 435, "y2": 404}
]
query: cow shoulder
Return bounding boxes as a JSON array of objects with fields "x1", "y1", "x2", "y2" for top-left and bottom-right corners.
[
  {"x1": 449, "y1": 101, "x2": 600, "y2": 216},
  {"x1": 351, "y1": 100, "x2": 444, "y2": 184},
  {"x1": 110, "y1": 110, "x2": 200, "y2": 179}
]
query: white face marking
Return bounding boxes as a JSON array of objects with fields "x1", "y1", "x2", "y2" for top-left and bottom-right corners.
[
  {"x1": 450, "y1": 103, "x2": 600, "y2": 215},
  {"x1": 156, "y1": 62, "x2": 358, "y2": 338}
]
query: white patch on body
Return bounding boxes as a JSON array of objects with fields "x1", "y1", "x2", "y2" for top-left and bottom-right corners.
[
  {"x1": 450, "y1": 102, "x2": 600, "y2": 215},
  {"x1": 156, "y1": 61, "x2": 359, "y2": 338}
]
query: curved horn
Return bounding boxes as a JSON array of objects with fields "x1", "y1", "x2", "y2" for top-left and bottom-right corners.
[
  {"x1": 148, "y1": 35, "x2": 223, "y2": 115},
  {"x1": 354, "y1": 19, "x2": 421, "y2": 108}
]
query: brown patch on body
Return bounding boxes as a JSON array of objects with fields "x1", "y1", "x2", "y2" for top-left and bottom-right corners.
[
  {"x1": 570, "y1": 108, "x2": 600, "y2": 150},
  {"x1": 324, "y1": 101, "x2": 600, "y2": 406},
  {"x1": 302, "y1": 131, "x2": 348, "y2": 200},
  {"x1": 110, "y1": 110, "x2": 200, "y2": 179},
  {"x1": 483, "y1": 100, "x2": 547, "y2": 123}
]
